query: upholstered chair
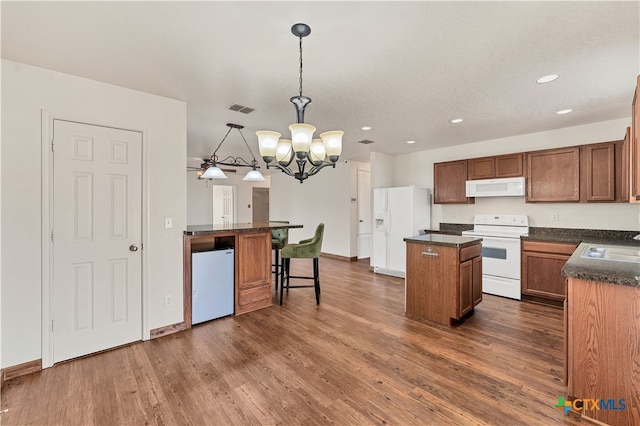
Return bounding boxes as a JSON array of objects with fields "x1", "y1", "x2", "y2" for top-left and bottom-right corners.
[
  {"x1": 280, "y1": 223, "x2": 324, "y2": 305},
  {"x1": 270, "y1": 221, "x2": 289, "y2": 292}
]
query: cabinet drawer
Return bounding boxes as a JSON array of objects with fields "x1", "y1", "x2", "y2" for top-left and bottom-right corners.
[
  {"x1": 237, "y1": 284, "x2": 271, "y2": 314},
  {"x1": 460, "y1": 243, "x2": 482, "y2": 262},
  {"x1": 522, "y1": 240, "x2": 578, "y2": 256}
]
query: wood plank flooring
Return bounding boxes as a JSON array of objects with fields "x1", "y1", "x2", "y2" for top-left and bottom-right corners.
[{"x1": 1, "y1": 258, "x2": 581, "y2": 425}]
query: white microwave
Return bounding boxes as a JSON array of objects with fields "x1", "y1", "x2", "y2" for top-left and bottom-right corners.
[{"x1": 465, "y1": 177, "x2": 525, "y2": 197}]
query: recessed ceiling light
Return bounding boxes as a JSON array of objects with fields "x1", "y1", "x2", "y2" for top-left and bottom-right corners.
[
  {"x1": 537, "y1": 74, "x2": 559, "y2": 84},
  {"x1": 450, "y1": 118, "x2": 464, "y2": 123},
  {"x1": 361, "y1": 126, "x2": 372, "y2": 131},
  {"x1": 406, "y1": 140, "x2": 416, "y2": 144},
  {"x1": 556, "y1": 109, "x2": 573, "y2": 115}
]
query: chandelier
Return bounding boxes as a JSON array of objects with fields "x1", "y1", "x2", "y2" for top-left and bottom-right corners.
[
  {"x1": 256, "y1": 23, "x2": 343, "y2": 183},
  {"x1": 201, "y1": 123, "x2": 264, "y2": 181}
]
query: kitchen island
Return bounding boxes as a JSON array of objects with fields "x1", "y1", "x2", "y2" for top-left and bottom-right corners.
[
  {"x1": 562, "y1": 242, "x2": 639, "y2": 426},
  {"x1": 404, "y1": 234, "x2": 483, "y2": 326},
  {"x1": 184, "y1": 222, "x2": 302, "y2": 328}
]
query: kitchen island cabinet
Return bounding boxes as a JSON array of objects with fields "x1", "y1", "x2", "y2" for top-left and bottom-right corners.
[
  {"x1": 404, "y1": 234, "x2": 482, "y2": 326},
  {"x1": 184, "y1": 222, "x2": 301, "y2": 328},
  {"x1": 562, "y1": 244, "x2": 639, "y2": 425}
]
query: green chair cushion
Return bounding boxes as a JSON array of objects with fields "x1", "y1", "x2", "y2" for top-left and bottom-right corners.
[{"x1": 281, "y1": 223, "x2": 324, "y2": 259}]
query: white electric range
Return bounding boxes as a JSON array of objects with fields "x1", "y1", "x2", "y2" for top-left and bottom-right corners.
[{"x1": 461, "y1": 214, "x2": 529, "y2": 300}]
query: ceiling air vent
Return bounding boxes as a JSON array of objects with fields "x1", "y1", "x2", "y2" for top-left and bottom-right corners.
[
  {"x1": 358, "y1": 139, "x2": 375, "y2": 144},
  {"x1": 228, "y1": 103, "x2": 255, "y2": 114}
]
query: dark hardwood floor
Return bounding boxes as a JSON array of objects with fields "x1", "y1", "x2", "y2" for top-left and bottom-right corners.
[{"x1": 1, "y1": 258, "x2": 580, "y2": 425}]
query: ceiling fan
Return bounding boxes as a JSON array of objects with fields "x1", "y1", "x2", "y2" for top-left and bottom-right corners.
[{"x1": 187, "y1": 158, "x2": 237, "y2": 179}]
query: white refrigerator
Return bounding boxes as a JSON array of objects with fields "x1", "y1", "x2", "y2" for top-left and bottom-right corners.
[{"x1": 372, "y1": 186, "x2": 431, "y2": 278}]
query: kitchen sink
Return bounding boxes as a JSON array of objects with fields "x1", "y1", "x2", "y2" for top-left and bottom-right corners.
[{"x1": 580, "y1": 245, "x2": 640, "y2": 263}]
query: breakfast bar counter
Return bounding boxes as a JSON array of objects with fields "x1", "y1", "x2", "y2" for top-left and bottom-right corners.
[{"x1": 183, "y1": 222, "x2": 302, "y2": 327}]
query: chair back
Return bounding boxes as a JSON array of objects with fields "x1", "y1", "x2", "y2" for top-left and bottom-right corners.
[
  {"x1": 271, "y1": 221, "x2": 289, "y2": 249},
  {"x1": 305, "y1": 223, "x2": 324, "y2": 258}
]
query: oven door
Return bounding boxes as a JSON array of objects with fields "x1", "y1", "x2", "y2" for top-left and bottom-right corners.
[{"x1": 478, "y1": 235, "x2": 521, "y2": 280}]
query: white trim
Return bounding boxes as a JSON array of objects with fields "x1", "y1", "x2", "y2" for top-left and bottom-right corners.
[{"x1": 40, "y1": 110, "x2": 148, "y2": 367}]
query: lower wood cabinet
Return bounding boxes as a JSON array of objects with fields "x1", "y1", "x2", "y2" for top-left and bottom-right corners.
[
  {"x1": 236, "y1": 231, "x2": 272, "y2": 314},
  {"x1": 521, "y1": 240, "x2": 578, "y2": 303},
  {"x1": 567, "y1": 278, "x2": 639, "y2": 426},
  {"x1": 406, "y1": 241, "x2": 482, "y2": 326}
]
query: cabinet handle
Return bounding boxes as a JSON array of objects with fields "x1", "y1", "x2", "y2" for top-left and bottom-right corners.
[{"x1": 421, "y1": 251, "x2": 439, "y2": 258}]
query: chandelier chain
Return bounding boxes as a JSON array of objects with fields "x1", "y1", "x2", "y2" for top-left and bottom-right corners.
[{"x1": 298, "y1": 36, "x2": 304, "y2": 97}]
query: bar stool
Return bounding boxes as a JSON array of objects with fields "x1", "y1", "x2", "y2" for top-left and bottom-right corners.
[
  {"x1": 280, "y1": 223, "x2": 324, "y2": 305},
  {"x1": 271, "y1": 221, "x2": 289, "y2": 292}
]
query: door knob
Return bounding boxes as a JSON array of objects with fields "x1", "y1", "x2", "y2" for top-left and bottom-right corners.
[{"x1": 129, "y1": 244, "x2": 139, "y2": 252}]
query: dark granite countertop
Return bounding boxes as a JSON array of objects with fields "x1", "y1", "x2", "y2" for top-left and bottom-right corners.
[
  {"x1": 562, "y1": 242, "x2": 640, "y2": 288},
  {"x1": 185, "y1": 222, "x2": 303, "y2": 236},
  {"x1": 522, "y1": 227, "x2": 639, "y2": 245},
  {"x1": 404, "y1": 234, "x2": 482, "y2": 248}
]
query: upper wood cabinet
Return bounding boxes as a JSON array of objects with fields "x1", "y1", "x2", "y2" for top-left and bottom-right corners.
[
  {"x1": 468, "y1": 153, "x2": 524, "y2": 180},
  {"x1": 433, "y1": 160, "x2": 474, "y2": 204},
  {"x1": 581, "y1": 142, "x2": 616, "y2": 202},
  {"x1": 526, "y1": 147, "x2": 580, "y2": 202},
  {"x1": 631, "y1": 75, "x2": 640, "y2": 201}
]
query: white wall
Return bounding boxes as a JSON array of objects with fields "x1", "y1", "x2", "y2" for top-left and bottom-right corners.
[
  {"x1": 187, "y1": 172, "x2": 270, "y2": 225},
  {"x1": 269, "y1": 161, "x2": 353, "y2": 258},
  {"x1": 378, "y1": 118, "x2": 639, "y2": 231},
  {"x1": 1, "y1": 60, "x2": 187, "y2": 368}
]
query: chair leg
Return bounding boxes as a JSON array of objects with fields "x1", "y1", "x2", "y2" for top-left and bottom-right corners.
[
  {"x1": 280, "y1": 258, "x2": 289, "y2": 305},
  {"x1": 274, "y1": 249, "x2": 280, "y2": 292},
  {"x1": 313, "y1": 257, "x2": 320, "y2": 305}
]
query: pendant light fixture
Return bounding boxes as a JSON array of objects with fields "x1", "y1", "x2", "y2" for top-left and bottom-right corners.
[
  {"x1": 256, "y1": 23, "x2": 343, "y2": 183},
  {"x1": 202, "y1": 123, "x2": 265, "y2": 181}
]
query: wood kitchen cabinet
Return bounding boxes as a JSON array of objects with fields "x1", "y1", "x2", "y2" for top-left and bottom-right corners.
[
  {"x1": 433, "y1": 160, "x2": 474, "y2": 204},
  {"x1": 526, "y1": 147, "x2": 581, "y2": 202},
  {"x1": 406, "y1": 239, "x2": 482, "y2": 325},
  {"x1": 630, "y1": 75, "x2": 640, "y2": 201},
  {"x1": 236, "y1": 231, "x2": 272, "y2": 315},
  {"x1": 521, "y1": 240, "x2": 578, "y2": 304},
  {"x1": 567, "y1": 278, "x2": 639, "y2": 425},
  {"x1": 468, "y1": 153, "x2": 524, "y2": 180},
  {"x1": 580, "y1": 140, "x2": 626, "y2": 202}
]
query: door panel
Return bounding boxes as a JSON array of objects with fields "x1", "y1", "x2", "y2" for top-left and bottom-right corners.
[
  {"x1": 252, "y1": 187, "x2": 269, "y2": 223},
  {"x1": 52, "y1": 120, "x2": 142, "y2": 363}
]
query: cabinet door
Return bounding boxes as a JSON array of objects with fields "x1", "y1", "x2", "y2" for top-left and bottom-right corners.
[
  {"x1": 468, "y1": 157, "x2": 495, "y2": 180},
  {"x1": 236, "y1": 231, "x2": 272, "y2": 314},
  {"x1": 495, "y1": 153, "x2": 524, "y2": 178},
  {"x1": 631, "y1": 76, "x2": 640, "y2": 201},
  {"x1": 434, "y1": 160, "x2": 474, "y2": 204},
  {"x1": 582, "y1": 142, "x2": 615, "y2": 202},
  {"x1": 526, "y1": 147, "x2": 580, "y2": 202},
  {"x1": 472, "y1": 255, "x2": 482, "y2": 306},
  {"x1": 458, "y1": 259, "x2": 473, "y2": 318},
  {"x1": 521, "y1": 251, "x2": 570, "y2": 300}
]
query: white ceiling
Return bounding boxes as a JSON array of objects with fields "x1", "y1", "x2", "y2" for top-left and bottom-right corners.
[{"x1": 2, "y1": 1, "x2": 639, "y2": 167}]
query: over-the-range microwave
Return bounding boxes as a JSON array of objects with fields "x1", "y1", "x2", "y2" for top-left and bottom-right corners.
[{"x1": 465, "y1": 176, "x2": 525, "y2": 197}]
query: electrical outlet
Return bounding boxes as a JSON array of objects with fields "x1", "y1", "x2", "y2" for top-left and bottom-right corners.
[
  {"x1": 164, "y1": 295, "x2": 173, "y2": 307},
  {"x1": 551, "y1": 212, "x2": 559, "y2": 221},
  {"x1": 164, "y1": 217, "x2": 173, "y2": 229}
]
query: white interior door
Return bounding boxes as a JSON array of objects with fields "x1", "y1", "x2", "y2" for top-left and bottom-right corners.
[
  {"x1": 213, "y1": 185, "x2": 236, "y2": 225},
  {"x1": 52, "y1": 120, "x2": 142, "y2": 363}
]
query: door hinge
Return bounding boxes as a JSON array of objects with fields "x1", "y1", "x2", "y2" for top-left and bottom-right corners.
[
  {"x1": 51, "y1": 319, "x2": 55, "y2": 332},
  {"x1": 51, "y1": 139, "x2": 55, "y2": 152},
  {"x1": 50, "y1": 229, "x2": 55, "y2": 243}
]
